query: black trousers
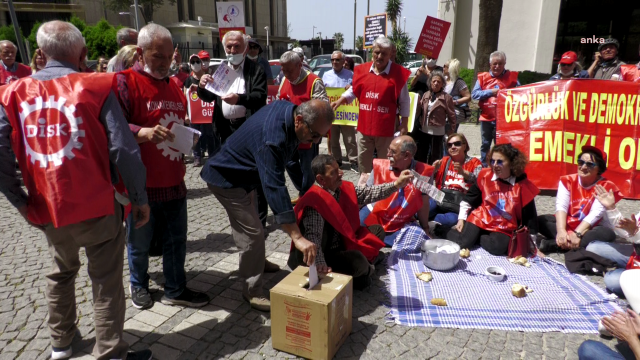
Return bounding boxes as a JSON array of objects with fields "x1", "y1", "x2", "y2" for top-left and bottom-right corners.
[
  {"x1": 411, "y1": 130, "x2": 443, "y2": 165},
  {"x1": 537, "y1": 214, "x2": 616, "y2": 248},
  {"x1": 446, "y1": 221, "x2": 511, "y2": 256}
]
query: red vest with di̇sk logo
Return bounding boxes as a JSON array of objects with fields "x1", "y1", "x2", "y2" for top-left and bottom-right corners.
[
  {"x1": 119, "y1": 69, "x2": 187, "y2": 188},
  {"x1": 279, "y1": 71, "x2": 321, "y2": 150},
  {"x1": 364, "y1": 158, "x2": 434, "y2": 233},
  {"x1": 466, "y1": 168, "x2": 539, "y2": 236},
  {"x1": 559, "y1": 174, "x2": 622, "y2": 231},
  {"x1": 294, "y1": 181, "x2": 385, "y2": 262},
  {"x1": 477, "y1": 71, "x2": 519, "y2": 122},
  {"x1": 0, "y1": 63, "x2": 32, "y2": 86},
  {"x1": 0, "y1": 73, "x2": 115, "y2": 227},
  {"x1": 434, "y1": 156, "x2": 483, "y2": 193},
  {"x1": 620, "y1": 64, "x2": 640, "y2": 83},
  {"x1": 353, "y1": 62, "x2": 411, "y2": 137}
]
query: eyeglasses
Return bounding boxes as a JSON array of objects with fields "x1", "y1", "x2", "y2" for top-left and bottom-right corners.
[
  {"x1": 490, "y1": 159, "x2": 504, "y2": 166},
  {"x1": 560, "y1": 63, "x2": 572, "y2": 67},
  {"x1": 304, "y1": 122, "x2": 323, "y2": 140},
  {"x1": 577, "y1": 159, "x2": 597, "y2": 169},
  {"x1": 447, "y1": 141, "x2": 462, "y2": 148},
  {"x1": 331, "y1": 58, "x2": 342, "y2": 62}
]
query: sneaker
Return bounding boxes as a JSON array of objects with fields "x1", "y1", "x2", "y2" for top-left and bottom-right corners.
[
  {"x1": 130, "y1": 285, "x2": 153, "y2": 310},
  {"x1": 598, "y1": 319, "x2": 612, "y2": 337},
  {"x1": 350, "y1": 163, "x2": 359, "y2": 173},
  {"x1": 428, "y1": 221, "x2": 441, "y2": 234},
  {"x1": 161, "y1": 288, "x2": 210, "y2": 307},
  {"x1": 193, "y1": 157, "x2": 203, "y2": 167},
  {"x1": 242, "y1": 294, "x2": 270, "y2": 312},
  {"x1": 264, "y1": 259, "x2": 281, "y2": 273},
  {"x1": 51, "y1": 345, "x2": 72, "y2": 360},
  {"x1": 126, "y1": 349, "x2": 153, "y2": 360}
]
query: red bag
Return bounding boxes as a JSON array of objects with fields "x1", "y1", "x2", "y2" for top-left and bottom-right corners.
[{"x1": 508, "y1": 226, "x2": 534, "y2": 258}]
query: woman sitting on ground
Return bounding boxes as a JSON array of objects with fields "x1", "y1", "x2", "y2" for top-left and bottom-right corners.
[
  {"x1": 429, "y1": 133, "x2": 482, "y2": 236},
  {"x1": 447, "y1": 144, "x2": 539, "y2": 255},
  {"x1": 537, "y1": 146, "x2": 622, "y2": 253}
]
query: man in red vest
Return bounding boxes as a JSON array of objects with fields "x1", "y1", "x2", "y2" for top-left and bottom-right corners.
[
  {"x1": 290, "y1": 154, "x2": 412, "y2": 288},
  {"x1": 114, "y1": 24, "x2": 210, "y2": 311},
  {"x1": 471, "y1": 51, "x2": 519, "y2": 167},
  {"x1": 621, "y1": 44, "x2": 640, "y2": 83},
  {"x1": 331, "y1": 36, "x2": 412, "y2": 174},
  {"x1": 0, "y1": 20, "x2": 151, "y2": 360},
  {"x1": 0, "y1": 40, "x2": 32, "y2": 86},
  {"x1": 359, "y1": 136, "x2": 434, "y2": 246},
  {"x1": 278, "y1": 50, "x2": 329, "y2": 201}
]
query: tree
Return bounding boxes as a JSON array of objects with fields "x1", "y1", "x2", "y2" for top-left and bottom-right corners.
[
  {"x1": 355, "y1": 36, "x2": 364, "y2": 51},
  {"x1": 106, "y1": 0, "x2": 176, "y2": 23},
  {"x1": 26, "y1": 21, "x2": 41, "y2": 54},
  {"x1": 389, "y1": 27, "x2": 412, "y2": 65},
  {"x1": 83, "y1": 19, "x2": 119, "y2": 59},
  {"x1": 386, "y1": 0, "x2": 403, "y2": 31},
  {"x1": 333, "y1": 32, "x2": 344, "y2": 50},
  {"x1": 474, "y1": 0, "x2": 503, "y2": 81}
]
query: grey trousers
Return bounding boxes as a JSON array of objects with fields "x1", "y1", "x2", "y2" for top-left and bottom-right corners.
[
  {"x1": 43, "y1": 200, "x2": 128, "y2": 360},
  {"x1": 209, "y1": 185, "x2": 265, "y2": 297},
  {"x1": 330, "y1": 125, "x2": 358, "y2": 165}
]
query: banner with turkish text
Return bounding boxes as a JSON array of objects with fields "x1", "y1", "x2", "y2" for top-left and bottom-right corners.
[
  {"x1": 266, "y1": 85, "x2": 278, "y2": 104},
  {"x1": 186, "y1": 88, "x2": 214, "y2": 124},
  {"x1": 414, "y1": 16, "x2": 451, "y2": 59},
  {"x1": 496, "y1": 79, "x2": 640, "y2": 199}
]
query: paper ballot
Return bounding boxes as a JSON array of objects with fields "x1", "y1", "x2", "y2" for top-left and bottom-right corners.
[
  {"x1": 411, "y1": 170, "x2": 445, "y2": 203},
  {"x1": 308, "y1": 263, "x2": 319, "y2": 289},
  {"x1": 167, "y1": 124, "x2": 201, "y2": 155},
  {"x1": 204, "y1": 62, "x2": 239, "y2": 96}
]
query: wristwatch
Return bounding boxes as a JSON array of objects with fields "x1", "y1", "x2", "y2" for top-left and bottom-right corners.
[{"x1": 574, "y1": 230, "x2": 584, "y2": 239}]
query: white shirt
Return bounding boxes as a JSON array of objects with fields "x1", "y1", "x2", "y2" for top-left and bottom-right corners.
[
  {"x1": 221, "y1": 60, "x2": 247, "y2": 120},
  {"x1": 606, "y1": 209, "x2": 640, "y2": 244},
  {"x1": 340, "y1": 61, "x2": 411, "y2": 117},
  {"x1": 555, "y1": 178, "x2": 605, "y2": 226}
]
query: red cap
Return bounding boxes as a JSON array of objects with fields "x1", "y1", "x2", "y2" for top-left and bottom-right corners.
[
  {"x1": 581, "y1": 145, "x2": 606, "y2": 163},
  {"x1": 560, "y1": 51, "x2": 577, "y2": 64},
  {"x1": 197, "y1": 50, "x2": 210, "y2": 60}
]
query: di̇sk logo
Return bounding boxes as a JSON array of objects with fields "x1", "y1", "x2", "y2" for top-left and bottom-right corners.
[
  {"x1": 19, "y1": 96, "x2": 84, "y2": 168},
  {"x1": 156, "y1": 112, "x2": 183, "y2": 161},
  {"x1": 190, "y1": 92, "x2": 199, "y2": 101}
]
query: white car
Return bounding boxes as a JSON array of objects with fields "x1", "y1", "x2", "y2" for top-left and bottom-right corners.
[{"x1": 404, "y1": 60, "x2": 424, "y2": 76}]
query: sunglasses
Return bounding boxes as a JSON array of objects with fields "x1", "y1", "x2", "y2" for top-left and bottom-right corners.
[
  {"x1": 560, "y1": 63, "x2": 572, "y2": 67},
  {"x1": 304, "y1": 123, "x2": 323, "y2": 140},
  {"x1": 331, "y1": 58, "x2": 342, "y2": 62},
  {"x1": 249, "y1": 45, "x2": 260, "y2": 49},
  {"x1": 577, "y1": 159, "x2": 597, "y2": 169},
  {"x1": 190, "y1": 60, "x2": 201, "y2": 64},
  {"x1": 490, "y1": 159, "x2": 504, "y2": 166},
  {"x1": 447, "y1": 141, "x2": 462, "y2": 148}
]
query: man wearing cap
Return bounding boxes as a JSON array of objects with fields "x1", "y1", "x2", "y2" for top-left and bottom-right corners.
[
  {"x1": 588, "y1": 38, "x2": 625, "y2": 80},
  {"x1": 247, "y1": 39, "x2": 274, "y2": 85},
  {"x1": 0, "y1": 41, "x2": 32, "y2": 86},
  {"x1": 184, "y1": 52, "x2": 217, "y2": 166},
  {"x1": 550, "y1": 51, "x2": 590, "y2": 80},
  {"x1": 620, "y1": 45, "x2": 640, "y2": 83},
  {"x1": 107, "y1": 28, "x2": 138, "y2": 73}
]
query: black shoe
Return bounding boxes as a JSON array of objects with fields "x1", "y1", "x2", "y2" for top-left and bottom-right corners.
[
  {"x1": 130, "y1": 285, "x2": 153, "y2": 310},
  {"x1": 126, "y1": 349, "x2": 153, "y2": 360},
  {"x1": 161, "y1": 288, "x2": 210, "y2": 307},
  {"x1": 373, "y1": 252, "x2": 385, "y2": 266},
  {"x1": 538, "y1": 238, "x2": 558, "y2": 254},
  {"x1": 350, "y1": 163, "x2": 359, "y2": 173}
]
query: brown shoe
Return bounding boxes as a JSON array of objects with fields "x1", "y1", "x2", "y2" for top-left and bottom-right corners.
[
  {"x1": 243, "y1": 294, "x2": 270, "y2": 312},
  {"x1": 264, "y1": 259, "x2": 280, "y2": 273},
  {"x1": 291, "y1": 196, "x2": 299, "y2": 205},
  {"x1": 193, "y1": 157, "x2": 203, "y2": 167}
]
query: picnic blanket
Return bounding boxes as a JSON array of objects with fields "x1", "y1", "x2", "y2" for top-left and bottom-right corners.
[{"x1": 385, "y1": 225, "x2": 622, "y2": 333}]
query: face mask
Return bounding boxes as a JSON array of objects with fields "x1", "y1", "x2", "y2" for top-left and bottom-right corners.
[
  {"x1": 144, "y1": 63, "x2": 168, "y2": 80},
  {"x1": 388, "y1": 156, "x2": 395, "y2": 171},
  {"x1": 426, "y1": 58, "x2": 437, "y2": 67},
  {"x1": 226, "y1": 53, "x2": 244, "y2": 65},
  {"x1": 191, "y1": 63, "x2": 202, "y2": 72},
  {"x1": 247, "y1": 54, "x2": 258, "y2": 60}
]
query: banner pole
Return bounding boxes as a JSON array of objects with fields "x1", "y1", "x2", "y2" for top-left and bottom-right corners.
[{"x1": 6, "y1": 0, "x2": 29, "y2": 64}]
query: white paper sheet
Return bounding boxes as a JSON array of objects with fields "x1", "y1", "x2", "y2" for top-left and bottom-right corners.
[
  {"x1": 308, "y1": 263, "x2": 319, "y2": 289},
  {"x1": 166, "y1": 124, "x2": 201, "y2": 155},
  {"x1": 204, "y1": 62, "x2": 239, "y2": 96}
]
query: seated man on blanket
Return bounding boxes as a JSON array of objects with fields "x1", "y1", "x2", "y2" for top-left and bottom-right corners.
[
  {"x1": 288, "y1": 154, "x2": 413, "y2": 289},
  {"x1": 359, "y1": 136, "x2": 434, "y2": 247}
]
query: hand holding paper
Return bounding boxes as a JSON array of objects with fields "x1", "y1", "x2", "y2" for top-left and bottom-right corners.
[{"x1": 162, "y1": 124, "x2": 201, "y2": 155}]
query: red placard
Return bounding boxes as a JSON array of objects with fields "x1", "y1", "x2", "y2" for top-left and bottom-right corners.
[
  {"x1": 266, "y1": 85, "x2": 278, "y2": 105},
  {"x1": 186, "y1": 88, "x2": 214, "y2": 124},
  {"x1": 496, "y1": 79, "x2": 640, "y2": 199},
  {"x1": 414, "y1": 16, "x2": 451, "y2": 59},
  {"x1": 219, "y1": 27, "x2": 246, "y2": 41}
]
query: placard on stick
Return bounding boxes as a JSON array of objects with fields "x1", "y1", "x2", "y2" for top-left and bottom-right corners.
[
  {"x1": 414, "y1": 16, "x2": 451, "y2": 59},
  {"x1": 364, "y1": 13, "x2": 387, "y2": 49}
]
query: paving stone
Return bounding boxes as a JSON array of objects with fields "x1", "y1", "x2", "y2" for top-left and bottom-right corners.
[
  {"x1": 133, "y1": 311, "x2": 169, "y2": 327},
  {"x1": 149, "y1": 343, "x2": 181, "y2": 360},
  {"x1": 158, "y1": 332, "x2": 197, "y2": 351}
]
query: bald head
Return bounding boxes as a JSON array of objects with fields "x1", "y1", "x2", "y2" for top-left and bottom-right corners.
[
  {"x1": 0, "y1": 40, "x2": 17, "y2": 67},
  {"x1": 388, "y1": 135, "x2": 416, "y2": 171},
  {"x1": 294, "y1": 99, "x2": 335, "y2": 144},
  {"x1": 37, "y1": 20, "x2": 86, "y2": 66}
]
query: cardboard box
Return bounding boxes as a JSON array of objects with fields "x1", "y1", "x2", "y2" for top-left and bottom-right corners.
[{"x1": 270, "y1": 266, "x2": 353, "y2": 360}]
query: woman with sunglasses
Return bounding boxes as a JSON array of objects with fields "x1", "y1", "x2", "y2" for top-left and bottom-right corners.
[
  {"x1": 428, "y1": 133, "x2": 482, "y2": 236},
  {"x1": 447, "y1": 144, "x2": 539, "y2": 255},
  {"x1": 537, "y1": 146, "x2": 622, "y2": 253},
  {"x1": 550, "y1": 51, "x2": 589, "y2": 80},
  {"x1": 413, "y1": 71, "x2": 456, "y2": 164}
]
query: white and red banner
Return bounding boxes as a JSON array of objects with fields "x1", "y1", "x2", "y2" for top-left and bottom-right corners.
[
  {"x1": 414, "y1": 16, "x2": 451, "y2": 59},
  {"x1": 186, "y1": 88, "x2": 214, "y2": 124}
]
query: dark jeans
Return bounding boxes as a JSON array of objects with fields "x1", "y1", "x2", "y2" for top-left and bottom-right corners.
[
  {"x1": 537, "y1": 214, "x2": 616, "y2": 248},
  {"x1": 190, "y1": 123, "x2": 217, "y2": 158},
  {"x1": 446, "y1": 221, "x2": 511, "y2": 255},
  {"x1": 126, "y1": 197, "x2": 187, "y2": 298},
  {"x1": 411, "y1": 130, "x2": 443, "y2": 165},
  {"x1": 480, "y1": 120, "x2": 496, "y2": 167},
  {"x1": 578, "y1": 340, "x2": 631, "y2": 360},
  {"x1": 286, "y1": 143, "x2": 319, "y2": 196}
]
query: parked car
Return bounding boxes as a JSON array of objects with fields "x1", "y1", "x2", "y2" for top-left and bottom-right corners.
[
  {"x1": 312, "y1": 64, "x2": 333, "y2": 79},
  {"x1": 309, "y1": 54, "x2": 364, "y2": 70},
  {"x1": 404, "y1": 60, "x2": 424, "y2": 76}
]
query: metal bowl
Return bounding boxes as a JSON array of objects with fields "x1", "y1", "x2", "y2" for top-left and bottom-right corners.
[{"x1": 421, "y1": 239, "x2": 461, "y2": 271}]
